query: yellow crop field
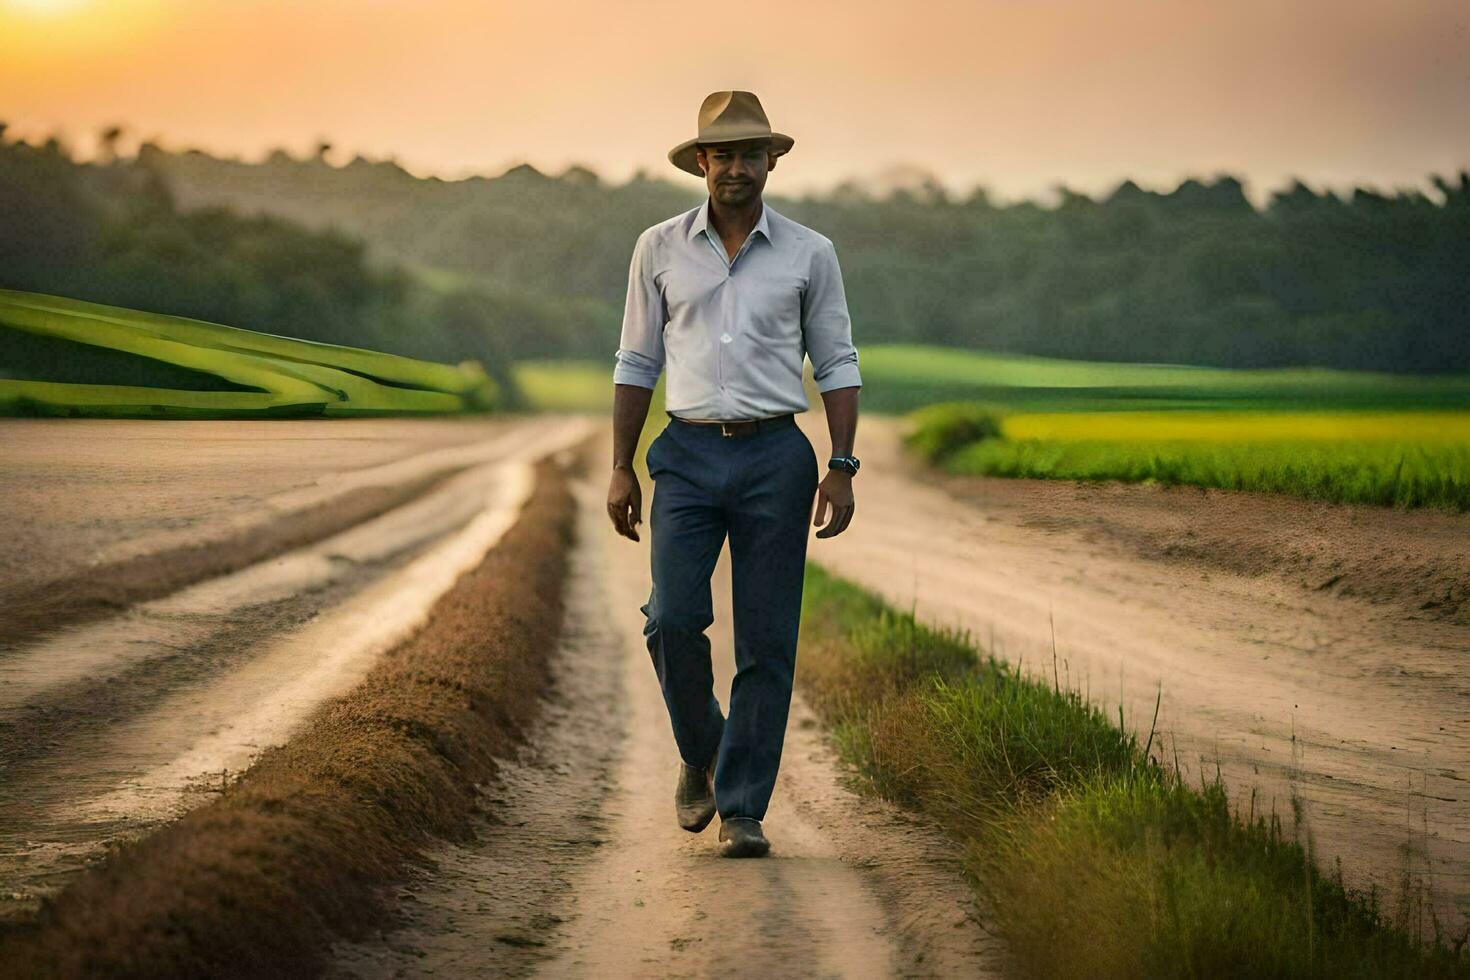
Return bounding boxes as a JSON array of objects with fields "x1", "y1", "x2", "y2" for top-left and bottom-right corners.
[{"x1": 1000, "y1": 410, "x2": 1470, "y2": 444}]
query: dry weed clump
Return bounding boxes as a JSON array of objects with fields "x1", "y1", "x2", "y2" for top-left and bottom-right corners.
[{"x1": 0, "y1": 455, "x2": 578, "y2": 979}]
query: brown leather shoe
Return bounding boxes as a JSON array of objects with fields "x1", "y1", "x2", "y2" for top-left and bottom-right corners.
[
  {"x1": 675, "y1": 760, "x2": 716, "y2": 832},
  {"x1": 717, "y1": 816, "x2": 770, "y2": 858}
]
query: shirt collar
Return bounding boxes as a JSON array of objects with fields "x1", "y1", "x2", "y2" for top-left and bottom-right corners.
[{"x1": 689, "y1": 197, "x2": 774, "y2": 246}]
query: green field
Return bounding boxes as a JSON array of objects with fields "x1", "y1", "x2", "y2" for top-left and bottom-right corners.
[
  {"x1": 798, "y1": 563, "x2": 1466, "y2": 978},
  {"x1": 514, "y1": 358, "x2": 623, "y2": 414},
  {"x1": 856, "y1": 344, "x2": 1470, "y2": 414},
  {"x1": 872, "y1": 347, "x2": 1470, "y2": 510},
  {"x1": 513, "y1": 345, "x2": 1470, "y2": 416},
  {"x1": 906, "y1": 402, "x2": 1470, "y2": 510},
  {"x1": 513, "y1": 349, "x2": 1470, "y2": 509},
  {"x1": 0, "y1": 288, "x2": 500, "y2": 419}
]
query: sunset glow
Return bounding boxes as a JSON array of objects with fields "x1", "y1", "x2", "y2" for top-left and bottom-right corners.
[{"x1": 1, "y1": 0, "x2": 1465, "y2": 201}]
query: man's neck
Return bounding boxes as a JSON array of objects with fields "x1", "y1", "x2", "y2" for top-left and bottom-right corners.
[{"x1": 708, "y1": 196, "x2": 763, "y2": 241}]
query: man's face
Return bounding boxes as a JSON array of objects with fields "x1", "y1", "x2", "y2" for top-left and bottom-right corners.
[{"x1": 697, "y1": 139, "x2": 774, "y2": 206}]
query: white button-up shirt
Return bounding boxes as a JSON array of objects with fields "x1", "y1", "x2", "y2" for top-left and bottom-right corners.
[{"x1": 612, "y1": 198, "x2": 862, "y2": 420}]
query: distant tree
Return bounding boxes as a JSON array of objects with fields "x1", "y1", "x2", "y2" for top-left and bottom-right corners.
[
  {"x1": 97, "y1": 124, "x2": 124, "y2": 165},
  {"x1": 1054, "y1": 184, "x2": 1096, "y2": 212},
  {"x1": 962, "y1": 184, "x2": 994, "y2": 209},
  {"x1": 1166, "y1": 176, "x2": 1252, "y2": 213},
  {"x1": 1269, "y1": 178, "x2": 1341, "y2": 214},
  {"x1": 0, "y1": 134, "x2": 493, "y2": 383},
  {"x1": 1431, "y1": 170, "x2": 1469, "y2": 207},
  {"x1": 560, "y1": 164, "x2": 600, "y2": 187}
]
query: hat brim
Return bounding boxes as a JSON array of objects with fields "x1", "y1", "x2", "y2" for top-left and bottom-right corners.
[{"x1": 668, "y1": 132, "x2": 794, "y2": 178}]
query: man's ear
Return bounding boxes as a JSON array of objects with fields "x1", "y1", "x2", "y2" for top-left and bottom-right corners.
[{"x1": 767, "y1": 153, "x2": 779, "y2": 171}]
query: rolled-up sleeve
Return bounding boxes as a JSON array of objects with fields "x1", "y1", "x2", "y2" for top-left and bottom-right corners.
[
  {"x1": 802, "y1": 238, "x2": 863, "y2": 392},
  {"x1": 613, "y1": 229, "x2": 666, "y2": 389}
]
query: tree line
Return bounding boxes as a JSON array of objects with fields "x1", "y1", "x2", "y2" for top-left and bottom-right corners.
[
  {"x1": 4, "y1": 125, "x2": 1467, "y2": 380},
  {"x1": 0, "y1": 127, "x2": 522, "y2": 400}
]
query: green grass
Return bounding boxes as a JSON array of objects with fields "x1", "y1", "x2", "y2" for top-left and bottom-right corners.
[
  {"x1": 948, "y1": 437, "x2": 1470, "y2": 510},
  {"x1": 0, "y1": 288, "x2": 500, "y2": 418},
  {"x1": 508, "y1": 344, "x2": 1470, "y2": 417},
  {"x1": 514, "y1": 358, "x2": 626, "y2": 413},
  {"x1": 507, "y1": 351, "x2": 1470, "y2": 509},
  {"x1": 903, "y1": 401, "x2": 1470, "y2": 510},
  {"x1": 797, "y1": 562, "x2": 1469, "y2": 978},
  {"x1": 857, "y1": 344, "x2": 1470, "y2": 414}
]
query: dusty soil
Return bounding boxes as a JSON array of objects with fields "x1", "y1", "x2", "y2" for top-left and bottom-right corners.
[
  {"x1": 4, "y1": 407, "x2": 1464, "y2": 971},
  {"x1": 330, "y1": 434, "x2": 1004, "y2": 978},
  {"x1": 0, "y1": 452, "x2": 580, "y2": 979},
  {"x1": 0, "y1": 414, "x2": 571, "y2": 646},
  {"x1": 800, "y1": 411, "x2": 1470, "y2": 934},
  {"x1": 0, "y1": 417, "x2": 591, "y2": 926},
  {"x1": 920, "y1": 447, "x2": 1469, "y2": 626}
]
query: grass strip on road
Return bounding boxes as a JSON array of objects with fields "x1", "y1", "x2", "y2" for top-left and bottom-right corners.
[
  {"x1": 797, "y1": 562, "x2": 1468, "y2": 978},
  {"x1": 0, "y1": 452, "x2": 579, "y2": 979},
  {"x1": 903, "y1": 401, "x2": 1470, "y2": 510}
]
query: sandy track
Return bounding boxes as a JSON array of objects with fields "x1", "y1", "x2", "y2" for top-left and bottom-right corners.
[
  {"x1": 0, "y1": 414, "x2": 580, "y2": 645},
  {"x1": 0, "y1": 415, "x2": 560, "y2": 595},
  {"x1": 7, "y1": 407, "x2": 1463, "y2": 962},
  {"x1": 0, "y1": 415, "x2": 591, "y2": 923},
  {"x1": 331, "y1": 437, "x2": 1003, "y2": 977},
  {"x1": 799, "y1": 411, "x2": 1469, "y2": 934}
]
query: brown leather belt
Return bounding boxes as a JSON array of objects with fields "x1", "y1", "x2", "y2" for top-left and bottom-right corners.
[{"x1": 667, "y1": 411, "x2": 797, "y2": 438}]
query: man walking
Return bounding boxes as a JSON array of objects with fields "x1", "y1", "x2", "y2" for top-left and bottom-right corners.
[{"x1": 605, "y1": 91, "x2": 863, "y2": 858}]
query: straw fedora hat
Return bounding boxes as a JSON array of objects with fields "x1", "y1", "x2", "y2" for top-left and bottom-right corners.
[{"x1": 668, "y1": 91, "x2": 795, "y2": 178}]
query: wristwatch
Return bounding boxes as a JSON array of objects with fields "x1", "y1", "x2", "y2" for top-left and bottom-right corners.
[{"x1": 828, "y1": 455, "x2": 860, "y2": 477}]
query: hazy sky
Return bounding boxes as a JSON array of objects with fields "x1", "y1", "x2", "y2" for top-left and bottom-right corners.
[{"x1": 2, "y1": 0, "x2": 1467, "y2": 203}]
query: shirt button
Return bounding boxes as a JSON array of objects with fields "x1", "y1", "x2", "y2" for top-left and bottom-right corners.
[{"x1": 720, "y1": 333, "x2": 733, "y2": 344}]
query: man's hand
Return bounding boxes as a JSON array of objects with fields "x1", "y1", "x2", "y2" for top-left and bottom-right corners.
[
  {"x1": 812, "y1": 470, "x2": 855, "y2": 538},
  {"x1": 607, "y1": 465, "x2": 644, "y2": 541}
]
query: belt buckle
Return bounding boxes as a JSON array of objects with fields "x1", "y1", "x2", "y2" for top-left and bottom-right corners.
[{"x1": 720, "y1": 421, "x2": 736, "y2": 438}]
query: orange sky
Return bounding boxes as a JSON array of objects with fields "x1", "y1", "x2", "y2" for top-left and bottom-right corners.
[{"x1": 2, "y1": 0, "x2": 1467, "y2": 202}]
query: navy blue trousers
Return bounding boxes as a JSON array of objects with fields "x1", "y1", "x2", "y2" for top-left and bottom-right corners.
[{"x1": 640, "y1": 416, "x2": 819, "y2": 821}]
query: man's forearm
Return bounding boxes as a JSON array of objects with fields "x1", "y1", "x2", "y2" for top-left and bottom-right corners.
[
  {"x1": 819, "y1": 385, "x2": 860, "y2": 459},
  {"x1": 612, "y1": 383, "x2": 656, "y2": 469}
]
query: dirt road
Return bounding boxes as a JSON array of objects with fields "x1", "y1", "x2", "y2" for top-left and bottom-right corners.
[
  {"x1": 0, "y1": 416, "x2": 555, "y2": 599},
  {"x1": 3, "y1": 408, "x2": 1465, "y2": 963},
  {"x1": 330, "y1": 437, "x2": 1002, "y2": 977},
  {"x1": 0, "y1": 415, "x2": 592, "y2": 922},
  {"x1": 797, "y1": 412, "x2": 1469, "y2": 934}
]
